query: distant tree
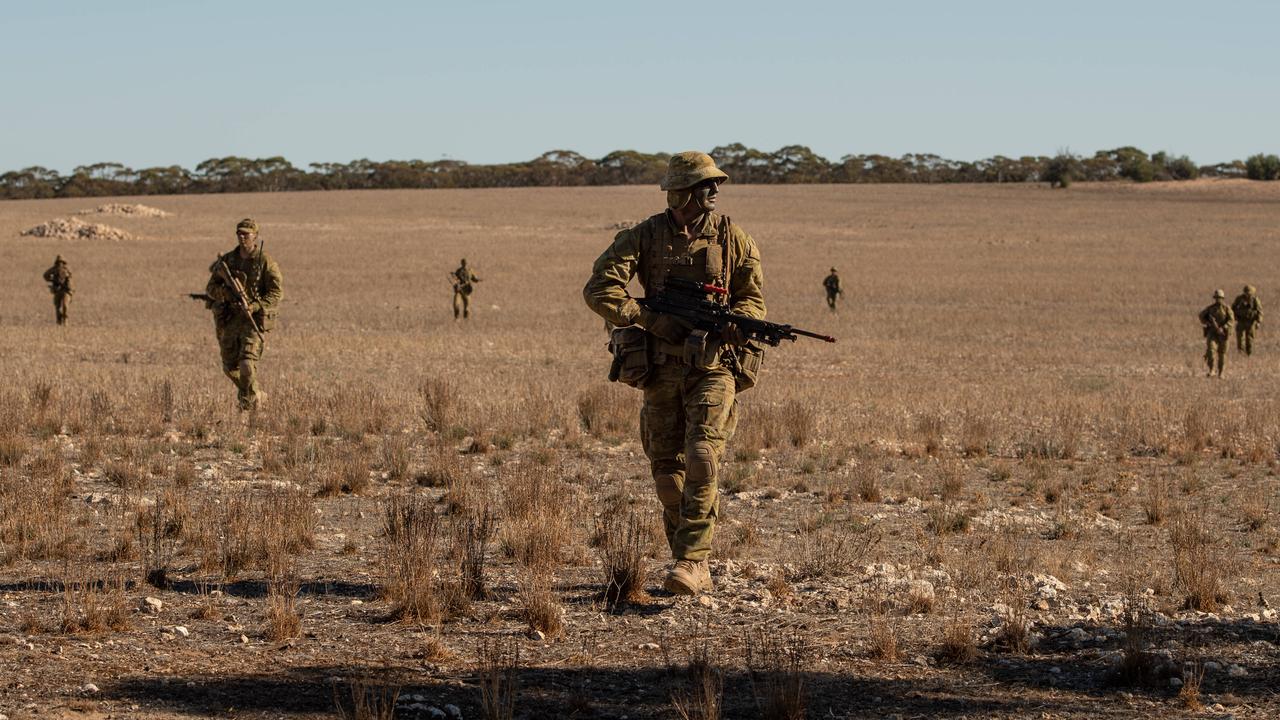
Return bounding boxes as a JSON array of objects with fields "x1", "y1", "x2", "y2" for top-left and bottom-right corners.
[
  {"x1": 1043, "y1": 151, "x2": 1081, "y2": 188},
  {"x1": 1245, "y1": 153, "x2": 1280, "y2": 180},
  {"x1": 768, "y1": 145, "x2": 831, "y2": 183},
  {"x1": 710, "y1": 143, "x2": 772, "y2": 183},
  {"x1": 0, "y1": 166, "x2": 62, "y2": 199}
]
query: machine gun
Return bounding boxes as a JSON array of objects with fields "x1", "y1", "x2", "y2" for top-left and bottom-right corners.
[
  {"x1": 198, "y1": 258, "x2": 264, "y2": 341},
  {"x1": 637, "y1": 277, "x2": 836, "y2": 346}
]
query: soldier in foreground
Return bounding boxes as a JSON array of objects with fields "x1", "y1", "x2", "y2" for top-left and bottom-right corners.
[
  {"x1": 204, "y1": 219, "x2": 283, "y2": 412},
  {"x1": 1232, "y1": 285, "x2": 1263, "y2": 355},
  {"x1": 1199, "y1": 289, "x2": 1234, "y2": 378},
  {"x1": 451, "y1": 258, "x2": 480, "y2": 320},
  {"x1": 823, "y1": 267, "x2": 843, "y2": 311},
  {"x1": 584, "y1": 151, "x2": 767, "y2": 596},
  {"x1": 42, "y1": 255, "x2": 73, "y2": 325}
]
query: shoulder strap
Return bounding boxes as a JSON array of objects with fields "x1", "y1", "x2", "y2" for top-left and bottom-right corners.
[{"x1": 717, "y1": 214, "x2": 731, "y2": 305}]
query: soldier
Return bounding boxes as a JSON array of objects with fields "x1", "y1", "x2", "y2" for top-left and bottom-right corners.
[
  {"x1": 584, "y1": 151, "x2": 766, "y2": 596},
  {"x1": 204, "y1": 219, "x2": 283, "y2": 412},
  {"x1": 41, "y1": 255, "x2": 73, "y2": 325},
  {"x1": 1198, "y1": 289, "x2": 1234, "y2": 378},
  {"x1": 1231, "y1": 285, "x2": 1263, "y2": 355},
  {"x1": 451, "y1": 258, "x2": 480, "y2": 320},
  {"x1": 823, "y1": 267, "x2": 843, "y2": 311}
]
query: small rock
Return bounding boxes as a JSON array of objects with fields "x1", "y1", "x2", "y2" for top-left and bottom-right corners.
[
  {"x1": 1228, "y1": 664, "x2": 1248, "y2": 677},
  {"x1": 82, "y1": 683, "x2": 100, "y2": 694},
  {"x1": 445, "y1": 704, "x2": 462, "y2": 719},
  {"x1": 1033, "y1": 599, "x2": 1051, "y2": 611},
  {"x1": 1065, "y1": 628, "x2": 1089, "y2": 642},
  {"x1": 239, "y1": 634, "x2": 249, "y2": 644},
  {"x1": 1204, "y1": 661, "x2": 1222, "y2": 672},
  {"x1": 1048, "y1": 666, "x2": 1062, "y2": 674},
  {"x1": 427, "y1": 708, "x2": 446, "y2": 719},
  {"x1": 698, "y1": 596, "x2": 716, "y2": 609},
  {"x1": 528, "y1": 629, "x2": 545, "y2": 642},
  {"x1": 638, "y1": 642, "x2": 660, "y2": 651},
  {"x1": 173, "y1": 626, "x2": 189, "y2": 638},
  {"x1": 1169, "y1": 677, "x2": 1183, "y2": 688},
  {"x1": 141, "y1": 597, "x2": 163, "y2": 614},
  {"x1": 350, "y1": 600, "x2": 364, "y2": 606}
]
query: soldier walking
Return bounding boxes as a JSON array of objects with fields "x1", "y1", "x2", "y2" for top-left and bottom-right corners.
[
  {"x1": 204, "y1": 219, "x2": 283, "y2": 412},
  {"x1": 823, "y1": 267, "x2": 843, "y2": 311},
  {"x1": 42, "y1": 255, "x2": 73, "y2": 325},
  {"x1": 1231, "y1": 285, "x2": 1263, "y2": 355},
  {"x1": 1199, "y1": 289, "x2": 1234, "y2": 378},
  {"x1": 584, "y1": 151, "x2": 766, "y2": 596},
  {"x1": 451, "y1": 258, "x2": 480, "y2": 320}
]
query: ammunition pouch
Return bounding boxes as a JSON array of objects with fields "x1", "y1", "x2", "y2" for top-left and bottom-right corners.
[
  {"x1": 256, "y1": 309, "x2": 277, "y2": 332},
  {"x1": 608, "y1": 326, "x2": 652, "y2": 388},
  {"x1": 731, "y1": 341, "x2": 765, "y2": 393},
  {"x1": 683, "y1": 329, "x2": 723, "y2": 371}
]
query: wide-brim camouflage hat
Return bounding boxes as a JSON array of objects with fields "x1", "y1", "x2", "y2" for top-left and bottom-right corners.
[
  {"x1": 1214, "y1": 289, "x2": 1226, "y2": 299},
  {"x1": 1245, "y1": 285, "x2": 1256, "y2": 294},
  {"x1": 660, "y1": 151, "x2": 729, "y2": 191},
  {"x1": 236, "y1": 218, "x2": 259, "y2": 234}
]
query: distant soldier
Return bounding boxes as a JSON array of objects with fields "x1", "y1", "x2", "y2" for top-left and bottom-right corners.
[
  {"x1": 1231, "y1": 285, "x2": 1263, "y2": 355},
  {"x1": 42, "y1": 255, "x2": 73, "y2": 325},
  {"x1": 1199, "y1": 289, "x2": 1234, "y2": 378},
  {"x1": 451, "y1": 258, "x2": 480, "y2": 320},
  {"x1": 204, "y1": 219, "x2": 283, "y2": 412},
  {"x1": 823, "y1": 267, "x2": 843, "y2": 311}
]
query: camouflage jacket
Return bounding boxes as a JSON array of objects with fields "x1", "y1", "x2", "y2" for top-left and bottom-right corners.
[
  {"x1": 206, "y1": 247, "x2": 283, "y2": 329},
  {"x1": 823, "y1": 273, "x2": 841, "y2": 293},
  {"x1": 452, "y1": 267, "x2": 479, "y2": 293},
  {"x1": 1232, "y1": 294, "x2": 1263, "y2": 324},
  {"x1": 42, "y1": 264, "x2": 72, "y2": 294},
  {"x1": 1199, "y1": 301, "x2": 1234, "y2": 337},
  {"x1": 583, "y1": 210, "x2": 766, "y2": 330}
]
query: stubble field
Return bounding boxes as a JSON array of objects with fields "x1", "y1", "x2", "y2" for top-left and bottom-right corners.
[{"x1": 0, "y1": 181, "x2": 1278, "y2": 719}]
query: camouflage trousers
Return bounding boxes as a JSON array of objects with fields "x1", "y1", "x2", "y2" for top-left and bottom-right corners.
[
  {"x1": 1204, "y1": 333, "x2": 1228, "y2": 375},
  {"x1": 453, "y1": 289, "x2": 472, "y2": 319},
  {"x1": 641, "y1": 360, "x2": 738, "y2": 562},
  {"x1": 1236, "y1": 322, "x2": 1258, "y2": 355},
  {"x1": 216, "y1": 321, "x2": 264, "y2": 409},
  {"x1": 53, "y1": 292, "x2": 70, "y2": 325},
  {"x1": 825, "y1": 291, "x2": 838, "y2": 311}
]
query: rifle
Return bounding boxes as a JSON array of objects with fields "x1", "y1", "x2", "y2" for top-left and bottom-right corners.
[
  {"x1": 638, "y1": 277, "x2": 836, "y2": 346},
  {"x1": 214, "y1": 257, "x2": 264, "y2": 340},
  {"x1": 187, "y1": 293, "x2": 214, "y2": 303}
]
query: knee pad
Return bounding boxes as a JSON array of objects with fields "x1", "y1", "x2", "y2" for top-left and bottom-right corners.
[
  {"x1": 654, "y1": 473, "x2": 683, "y2": 509},
  {"x1": 687, "y1": 441, "x2": 717, "y2": 485}
]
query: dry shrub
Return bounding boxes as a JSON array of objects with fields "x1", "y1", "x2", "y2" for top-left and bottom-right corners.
[
  {"x1": 499, "y1": 466, "x2": 570, "y2": 570},
  {"x1": 1170, "y1": 511, "x2": 1232, "y2": 611},
  {"x1": 576, "y1": 383, "x2": 632, "y2": 437},
  {"x1": 0, "y1": 431, "x2": 29, "y2": 467},
  {"x1": 1182, "y1": 405, "x2": 1211, "y2": 454},
  {"x1": 478, "y1": 637, "x2": 520, "y2": 720},
  {"x1": 789, "y1": 516, "x2": 881, "y2": 581},
  {"x1": 596, "y1": 510, "x2": 651, "y2": 607},
  {"x1": 745, "y1": 627, "x2": 807, "y2": 720},
  {"x1": 905, "y1": 583, "x2": 936, "y2": 615},
  {"x1": 925, "y1": 502, "x2": 970, "y2": 535},
  {"x1": 316, "y1": 446, "x2": 372, "y2": 497},
  {"x1": 0, "y1": 471, "x2": 76, "y2": 563},
  {"x1": 1142, "y1": 475, "x2": 1172, "y2": 525},
  {"x1": 381, "y1": 495, "x2": 446, "y2": 623},
  {"x1": 1108, "y1": 598, "x2": 1163, "y2": 686},
  {"x1": 380, "y1": 433, "x2": 412, "y2": 481},
  {"x1": 960, "y1": 411, "x2": 993, "y2": 457},
  {"x1": 264, "y1": 567, "x2": 302, "y2": 642},
  {"x1": 59, "y1": 566, "x2": 130, "y2": 634},
  {"x1": 215, "y1": 490, "x2": 315, "y2": 579},
  {"x1": 333, "y1": 677, "x2": 400, "y2": 720},
  {"x1": 1239, "y1": 493, "x2": 1270, "y2": 531},
  {"x1": 867, "y1": 616, "x2": 899, "y2": 662},
  {"x1": 670, "y1": 636, "x2": 723, "y2": 720},
  {"x1": 418, "y1": 378, "x2": 458, "y2": 434},
  {"x1": 103, "y1": 460, "x2": 147, "y2": 492},
  {"x1": 852, "y1": 463, "x2": 881, "y2": 502},
  {"x1": 451, "y1": 507, "x2": 496, "y2": 600},
  {"x1": 989, "y1": 602, "x2": 1032, "y2": 654},
  {"x1": 516, "y1": 569, "x2": 563, "y2": 640},
  {"x1": 935, "y1": 461, "x2": 964, "y2": 501},
  {"x1": 780, "y1": 400, "x2": 815, "y2": 448},
  {"x1": 327, "y1": 384, "x2": 392, "y2": 440},
  {"x1": 1179, "y1": 660, "x2": 1205, "y2": 710},
  {"x1": 417, "y1": 445, "x2": 466, "y2": 488},
  {"x1": 915, "y1": 413, "x2": 945, "y2": 455},
  {"x1": 936, "y1": 614, "x2": 977, "y2": 665}
]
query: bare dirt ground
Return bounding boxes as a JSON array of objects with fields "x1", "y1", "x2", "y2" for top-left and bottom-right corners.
[{"x1": 1, "y1": 181, "x2": 1278, "y2": 719}]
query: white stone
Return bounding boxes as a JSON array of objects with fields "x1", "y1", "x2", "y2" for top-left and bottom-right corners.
[
  {"x1": 1228, "y1": 664, "x2": 1248, "y2": 677},
  {"x1": 142, "y1": 597, "x2": 163, "y2": 614},
  {"x1": 82, "y1": 683, "x2": 100, "y2": 694},
  {"x1": 173, "y1": 626, "x2": 189, "y2": 638}
]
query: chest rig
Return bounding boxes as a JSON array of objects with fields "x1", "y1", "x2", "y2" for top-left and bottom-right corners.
[
  {"x1": 642, "y1": 213, "x2": 731, "y2": 303},
  {"x1": 222, "y1": 250, "x2": 266, "y2": 301}
]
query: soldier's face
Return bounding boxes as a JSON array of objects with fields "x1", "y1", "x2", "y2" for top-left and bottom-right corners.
[
  {"x1": 692, "y1": 179, "x2": 720, "y2": 212},
  {"x1": 237, "y1": 231, "x2": 257, "y2": 253}
]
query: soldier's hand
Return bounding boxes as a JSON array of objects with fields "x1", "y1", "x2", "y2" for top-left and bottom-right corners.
[
  {"x1": 639, "y1": 309, "x2": 688, "y2": 344},
  {"x1": 722, "y1": 322, "x2": 748, "y2": 346}
]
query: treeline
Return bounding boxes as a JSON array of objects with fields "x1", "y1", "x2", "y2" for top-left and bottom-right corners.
[{"x1": 3, "y1": 145, "x2": 1279, "y2": 200}]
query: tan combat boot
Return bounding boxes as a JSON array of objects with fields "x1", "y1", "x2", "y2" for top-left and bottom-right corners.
[{"x1": 664, "y1": 560, "x2": 712, "y2": 596}]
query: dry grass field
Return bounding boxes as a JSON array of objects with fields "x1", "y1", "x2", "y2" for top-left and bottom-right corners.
[{"x1": 1, "y1": 181, "x2": 1278, "y2": 719}]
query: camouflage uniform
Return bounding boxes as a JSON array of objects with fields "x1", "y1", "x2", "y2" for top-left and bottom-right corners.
[
  {"x1": 42, "y1": 256, "x2": 72, "y2": 325},
  {"x1": 1231, "y1": 286, "x2": 1262, "y2": 355},
  {"x1": 823, "y1": 268, "x2": 842, "y2": 311},
  {"x1": 584, "y1": 152, "x2": 766, "y2": 593},
  {"x1": 205, "y1": 219, "x2": 283, "y2": 410},
  {"x1": 1199, "y1": 290, "x2": 1234, "y2": 377},
  {"x1": 452, "y1": 260, "x2": 480, "y2": 320}
]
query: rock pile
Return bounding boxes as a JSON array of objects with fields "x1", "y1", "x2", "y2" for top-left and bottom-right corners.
[
  {"x1": 20, "y1": 217, "x2": 133, "y2": 242},
  {"x1": 77, "y1": 203, "x2": 171, "y2": 218}
]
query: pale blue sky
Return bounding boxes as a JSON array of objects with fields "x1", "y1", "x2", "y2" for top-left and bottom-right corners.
[{"x1": 2, "y1": 1, "x2": 1275, "y2": 172}]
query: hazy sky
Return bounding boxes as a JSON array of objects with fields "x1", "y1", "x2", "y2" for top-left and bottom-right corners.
[{"x1": 2, "y1": 1, "x2": 1275, "y2": 172}]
